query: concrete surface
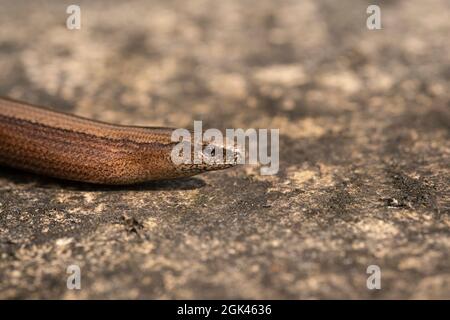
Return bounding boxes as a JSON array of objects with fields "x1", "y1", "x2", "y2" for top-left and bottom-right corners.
[{"x1": 0, "y1": 0, "x2": 449, "y2": 299}]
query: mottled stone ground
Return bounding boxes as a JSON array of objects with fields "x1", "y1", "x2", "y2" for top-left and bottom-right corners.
[{"x1": 0, "y1": 0, "x2": 449, "y2": 299}]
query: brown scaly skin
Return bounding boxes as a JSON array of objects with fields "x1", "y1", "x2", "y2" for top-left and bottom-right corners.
[{"x1": 0, "y1": 97, "x2": 237, "y2": 184}]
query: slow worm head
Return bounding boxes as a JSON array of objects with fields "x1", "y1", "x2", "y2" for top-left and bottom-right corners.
[{"x1": 0, "y1": 97, "x2": 239, "y2": 184}]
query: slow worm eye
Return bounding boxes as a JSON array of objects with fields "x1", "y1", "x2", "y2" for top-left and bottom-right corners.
[{"x1": 203, "y1": 145, "x2": 215, "y2": 157}]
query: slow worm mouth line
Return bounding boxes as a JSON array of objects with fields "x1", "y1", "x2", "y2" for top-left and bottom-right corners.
[{"x1": 0, "y1": 97, "x2": 237, "y2": 185}]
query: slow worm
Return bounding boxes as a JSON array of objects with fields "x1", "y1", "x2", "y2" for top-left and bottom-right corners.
[{"x1": 0, "y1": 97, "x2": 237, "y2": 184}]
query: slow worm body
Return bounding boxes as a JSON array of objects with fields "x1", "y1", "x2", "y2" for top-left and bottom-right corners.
[{"x1": 0, "y1": 97, "x2": 236, "y2": 184}]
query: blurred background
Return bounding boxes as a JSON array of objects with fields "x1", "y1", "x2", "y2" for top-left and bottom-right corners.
[{"x1": 0, "y1": 0, "x2": 449, "y2": 299}]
